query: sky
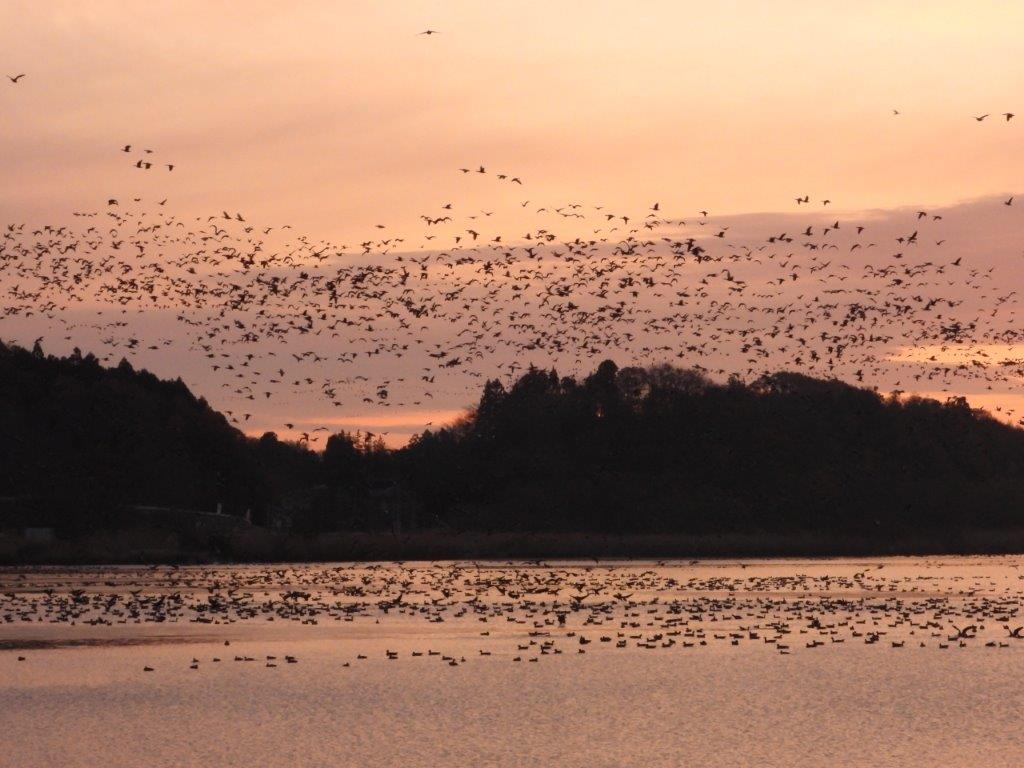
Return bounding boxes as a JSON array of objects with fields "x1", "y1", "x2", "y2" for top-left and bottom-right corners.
[{"x1": 3, "y1": 2, "x2": 1024, "y2": 444}]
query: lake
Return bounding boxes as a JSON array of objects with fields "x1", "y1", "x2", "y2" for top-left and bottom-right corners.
[{"x1": 2, "y1": 557, "x2": 1023, "y2": 767}]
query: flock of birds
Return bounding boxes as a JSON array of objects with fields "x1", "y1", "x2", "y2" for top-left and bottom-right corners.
[
  {"x1": 4, "y1": 561, "x2": 1024, "y2": 673},
  {"x1": 6, "y1": 66, "x2": 1024, "y2": 441},
  {"x1": 121, "y1": 145, "x2": 175, "y2": 173}
]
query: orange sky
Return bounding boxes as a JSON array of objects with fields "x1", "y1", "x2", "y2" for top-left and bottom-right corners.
[
  {"x1": 5, "y1": 2, "x2": 1024, "y2": 229},
  {"x1": 3, "y1": 2, "x2": 1024, "y2": 444}
]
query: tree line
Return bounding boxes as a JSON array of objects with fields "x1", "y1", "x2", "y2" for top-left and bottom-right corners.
[{"x1": 4, "y1": 340, "x2": 1024, "y2": 540}]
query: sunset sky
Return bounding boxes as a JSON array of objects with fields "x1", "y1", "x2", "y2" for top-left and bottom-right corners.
[{"x1": 4, "y1": 2, "x2": 1024, "y2": 444}]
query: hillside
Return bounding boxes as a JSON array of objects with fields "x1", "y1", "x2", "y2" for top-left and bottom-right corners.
[
  {"x1": 5, "y1": 342, "x2": 1024, "y2": 558},
  {"x1": 401, "y1": 361, "x2": 1024, "y2": 537},
  {"x1": 0, "y1": 341, "x2": 314, "y2": 531}
]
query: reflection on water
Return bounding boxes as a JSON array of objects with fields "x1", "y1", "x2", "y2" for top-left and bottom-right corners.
[{"x1": 2, "y1": 557, "x2": 1024, "y2": 767}]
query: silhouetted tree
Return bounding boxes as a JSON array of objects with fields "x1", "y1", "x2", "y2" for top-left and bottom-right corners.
[{"x1": 6, "y1": 342, "x2": 1024, "y2": 544}]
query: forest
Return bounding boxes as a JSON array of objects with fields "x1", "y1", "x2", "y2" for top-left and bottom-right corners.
[{"x1": 4, "y1": 341, "x2": 1024, "y2": 552}]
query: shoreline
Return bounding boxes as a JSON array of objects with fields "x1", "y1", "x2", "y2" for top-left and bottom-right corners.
[{"x1": 3, "y1": 526, "x2": 1024, "y2": 566}]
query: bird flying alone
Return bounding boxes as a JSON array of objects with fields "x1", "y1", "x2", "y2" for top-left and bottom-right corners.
[{"x1": 7, "y1": 73, "x2": 26, "y2": 83}]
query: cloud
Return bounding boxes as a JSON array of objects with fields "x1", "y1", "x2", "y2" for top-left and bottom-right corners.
[{"x1": 293, "y1": 410, "x2": 467, "y2": 430}]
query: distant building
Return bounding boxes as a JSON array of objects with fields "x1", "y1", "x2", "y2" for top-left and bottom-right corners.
[
  {"x1": 126, "y1": 505, "x2": 252, "y2": 536},
  {"x1": 0, "y1": 497, "x2": 251, "y2": 547}
]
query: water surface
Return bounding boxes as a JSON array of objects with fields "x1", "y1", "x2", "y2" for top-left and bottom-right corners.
[{"x1": 2, "y1": 557, "x2": 1023, "y2": 766}]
